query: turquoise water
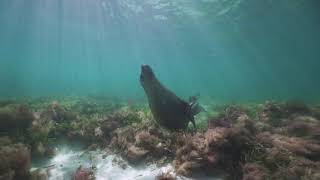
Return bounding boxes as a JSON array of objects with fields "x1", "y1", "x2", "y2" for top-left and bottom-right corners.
[{"x1": 0, "y1": 0, "x2": 319, "y2": 102}]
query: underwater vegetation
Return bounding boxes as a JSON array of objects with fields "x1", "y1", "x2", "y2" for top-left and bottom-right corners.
[
  {"x1": 0, "y1": 104, "x2": 34, "y2": 135},
  {"x1": 0, "y1": 97, "x2": 320, "y2": 180},
  {"x1": 0, "y1": 139, "x2": 31, "y2": 180}
]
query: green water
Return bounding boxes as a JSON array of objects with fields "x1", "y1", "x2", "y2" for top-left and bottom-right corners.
[{"x1": 0, "y1": 0, "x2": 319, "y2": 102}]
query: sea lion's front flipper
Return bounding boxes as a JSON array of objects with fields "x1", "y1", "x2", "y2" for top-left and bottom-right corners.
[{"x1": 190, "y1": 117, "x2": 196, "y2": 130}]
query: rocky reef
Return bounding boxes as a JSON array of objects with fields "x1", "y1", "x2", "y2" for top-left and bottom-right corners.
[
  {"x1": 0, "y1": 97, "x2": 320, "y2": 179},
  {"x1": 0, "y1": 137, "x2": 31, "y2": 180},
  {"x1": 0, "y1": 104, "x2": 34, "y2": 135}
]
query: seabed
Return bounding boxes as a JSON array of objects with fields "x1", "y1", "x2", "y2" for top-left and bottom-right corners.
[{"x1": 0, "y1": 96, "x2": 320, "y2": 180}]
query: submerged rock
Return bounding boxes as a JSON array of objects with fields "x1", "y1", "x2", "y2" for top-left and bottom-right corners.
[
  {"x1": 0, "y1": 143, "x2": 31, "y2": 180},
  {"x1": 0, "y1": 105, "x2": 34, "y2": 133},
  {"x1": 285, "y1": 116, "x2": 320, "y2": 139},
  {"x1": 174, "y1": 126, "x2": 254, "y2": 178},
  {"x1": 259, "y1": 101, "x2": 314, "y2": 127},
  {"x1": 109, "y1": 121, "x2": 173, "y2": 165},
  {"x1": 242, "y1": 163, "x2": 268, "y2": 180},
  {"x1": 257, "y1": 132, "x2": 320, "y2": 160},
  {"x1": 271, "y1": 158, "x2": 320, "y2": 180},
  {"x1": 126, "y1": 145, "x2": 149, "y2": 163},
  {"x1": 71, "y1": 166, "x2": 94, "y2": 180},
  {"x1": 101, "y1": 107, "x2": 146, "y2": 141},
  {"x1": 156, "y1": 171, "x2": 177, "y2": 180},
  {"x1": 87, "y1": 144, "x2": 99, "y2": 151},
  {"x1": 109, "y1": 125, "x2": 136, "y2": 152},
  {"x1": 51, "y1": 101, "x2": 65, "y2": 122},
  {"x1": 101, "y1": 115, "x2": 124, "y2": 139},
  {"x1": 135, "y1": 130, "x2": 160, "y2": 149},
  {"x1": 30, "y1": 168, "x2": 49, "y2": 180},
  {"x1": 41, "y1": 101, "x2": 76, "y2": 123},
  {"x1": 0, "y1": 136, "x2": 12, "y2": 146}
]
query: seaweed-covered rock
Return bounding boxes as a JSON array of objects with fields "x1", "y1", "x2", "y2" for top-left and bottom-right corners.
[
  {"x1": 0, "y1": 143, "x2": 31, "y2": 180},
  {"x1": 41, "y1": 101, "x2": 76, "y2": 123},
  {"x1": 208, "y1": 105, "x2": 257, "y2": 133},
  {"x1": 156, "y1": 171, "x2": 177, "y2": 180},
  {"x1": 283, "y1": 102, "x2": 311, "y2": 116},
  {"x1": 101, "y1": 116, "x2": 123, "y2": 139},
  {"x1": 73, "y1": 101, "x2": 100, "y2": 116},
  {"x1": 109, "y1": 125, "x2": 136, "y2": 152},
  {"x1": 28, "y1": 119, "x2": 54, "y2": 153},
  {"x1": 254, "y1": 121, "x2": 272, "y2": 133},
  {"x1": 0, "y1": 105, "x2": 34, "y2": 133},
  {"x1": 71, "y1": 166, "x2": 94, "y2": 180},
  {"x1": 242, "y1": 163, "x2": 268, "y2": 180},
  {"x1": 101, "y1": 107, "x2": 149, "y2": 141},
  {"x1": 271, "y1": 159, "x2": 320, "y2": 180},
  {"x1": 135, "y1": 131, "x2": 160, "y2": 149},
  {"x1": 257, "y1": 132, "x2": 320, "y2": 161},
  {"x1": 284, "y1": 116, "x2": 320, "y2": 139},
  {"x1": 259, "y1": 101, "x2": 313, "y2": 127},
  {"x1": 207, "y1": 117, "x2": 231, "y2": 129},
  {"x1": 109, "y1": 121, "x2": 173, "y2": 165},
  {"x1": 71, "y1": 97, "x2": 119, "y2": 116},
  {"x1": 311, "y1": 105, "x2": 320, "y2": 120},
  {"x1": 0, "y1": 136, "x2": 12, "y2": 146},
  {"x1": 30, "y1": 168, "x2": 48, "y2": 180},
  {"x1": 174, "y1": 133, "x2": 206, "y2": 176},
  {"x1": 126, "y1": 145, "x2": 149, "y2": 163},
  {"x1": 208, "y1": 105, "x2": 248, "y2": 128},
  {"x1": 259, "y1": 101, "x2": 285, "y2": 126},
  {"x1": 174, "y1": 126, "x2": 254, "y2": 178}
]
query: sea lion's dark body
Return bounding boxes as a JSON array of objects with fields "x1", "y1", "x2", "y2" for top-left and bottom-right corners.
[{"x1": 140, "y1": 65, "x2": 195, "y2": 130}]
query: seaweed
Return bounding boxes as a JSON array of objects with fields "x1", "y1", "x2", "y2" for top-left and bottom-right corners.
[{"x1": 0, "y1": 97, "x2": 320, "y2": 179}]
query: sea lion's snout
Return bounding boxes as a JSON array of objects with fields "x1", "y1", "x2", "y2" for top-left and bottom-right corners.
[
  {"x1": 140, "y1": 64, "x2": 154, "y2": 84},
  {"x1": 141, "y1": 64, "x2": 152, "y2": 74}
]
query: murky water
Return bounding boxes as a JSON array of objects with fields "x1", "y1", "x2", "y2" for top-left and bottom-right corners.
[{"x1": 0, "y1": 0, "x2": 319, "y2": 102}]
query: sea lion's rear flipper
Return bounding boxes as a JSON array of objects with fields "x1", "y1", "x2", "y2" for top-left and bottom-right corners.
[
  {"x1": 189, "y1": 94, "x2": 206, "y2": 115},
  {"x1": 189, "y1": 101, "x2": 206, "y2": 116},
  {"x1": 188, "y1": 94, "x2": 200, "y2": 104}
]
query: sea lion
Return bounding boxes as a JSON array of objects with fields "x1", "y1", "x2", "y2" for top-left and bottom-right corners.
[{"x1": 140, "y1": 64, "x2": 204, "y2": 130}]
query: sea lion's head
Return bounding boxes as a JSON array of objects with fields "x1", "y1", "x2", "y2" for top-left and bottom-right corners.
[{"x1": 140, "y1": 64, "x2": 155, "y2": 89}]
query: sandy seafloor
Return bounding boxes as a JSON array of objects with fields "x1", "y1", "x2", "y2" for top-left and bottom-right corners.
[{"x1": 31, "y1": 142, "x2": 222, "y2": 180}]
